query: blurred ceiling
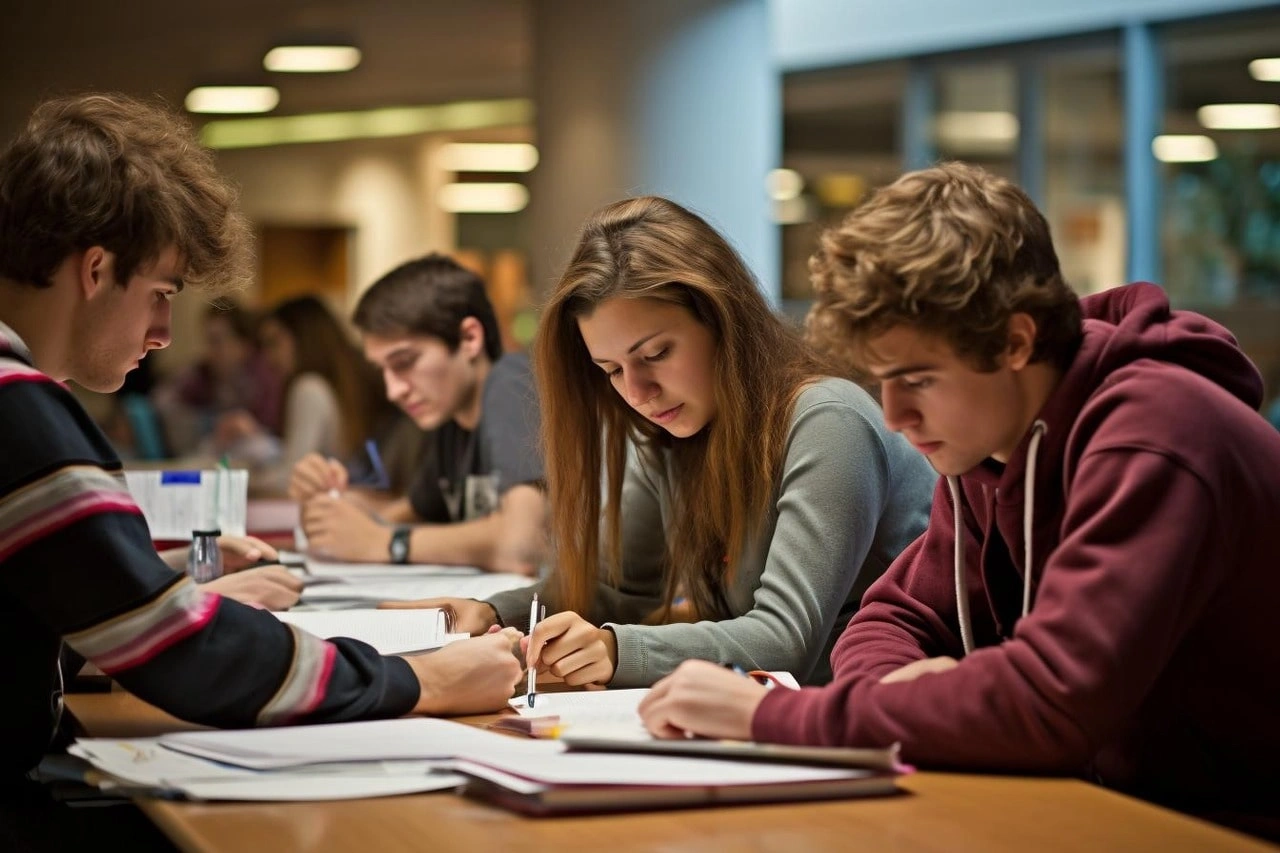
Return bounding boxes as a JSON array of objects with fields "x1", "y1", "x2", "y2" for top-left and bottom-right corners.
[{"x1": 0, "y1": 0, "x2": 530, "y2": 140}]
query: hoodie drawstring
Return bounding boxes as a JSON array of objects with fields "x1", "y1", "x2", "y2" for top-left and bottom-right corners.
[
  {"x1": 949, "y1": 419, "x2": 1048, "y2": 657},
  {"x1": 946, "y1": 476, "x2": 975, "y2": 656}
]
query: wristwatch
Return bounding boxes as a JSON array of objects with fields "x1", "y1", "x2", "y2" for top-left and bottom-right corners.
[{"x1": 388, "y1": 524, "x2": 412, "y2": 564}]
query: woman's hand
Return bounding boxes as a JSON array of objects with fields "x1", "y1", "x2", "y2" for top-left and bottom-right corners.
[{"x1": 524, "y1": 611, "x2": 617, "y2": 687}]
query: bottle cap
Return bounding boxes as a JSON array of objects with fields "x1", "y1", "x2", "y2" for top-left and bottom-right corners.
[{"x1": 191, "y1": 529, "x2": 222, "y2": 537}]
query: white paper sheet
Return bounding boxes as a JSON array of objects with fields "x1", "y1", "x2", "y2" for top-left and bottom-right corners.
[
  {"x1": 158, "y1": 717, "x2": 562, "y2": 770},
  {"x1": 455, "y1": 751, "x2": 868, "y2": 787},
  {"x1": 70, "y1": 739, "x2": 466, "y2": 801},
  {"x1": 273, "y1": 609, "x2": 462, "y2": 654},
  {"x1": 509, "y1": 689, "x2": 652, "y2": 740},
  {"x1": 124, "y1": 469, "x2": 248, "y2": 538},
  {"x1": 301, "y1": 573, "x2": 536, "y2": 604}
]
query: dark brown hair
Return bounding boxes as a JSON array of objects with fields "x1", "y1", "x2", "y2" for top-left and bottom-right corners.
[
  {"x1": 537, "y1": 196, "x2": 832, "y2": 622},
  {"x1": 353, "y1": 253, "x2": 502, "y2": 361},
  {"x1": 0, "y1": 92, "x2": 252, "y2": 294},
  {"x1": 808, "y1": 161, "x2": 1082, "y2": 375}
]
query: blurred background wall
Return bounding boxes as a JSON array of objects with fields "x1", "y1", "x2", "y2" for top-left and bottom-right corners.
[{"x1": 2, "y1": 0, "x2": 1279, "y2": 414}]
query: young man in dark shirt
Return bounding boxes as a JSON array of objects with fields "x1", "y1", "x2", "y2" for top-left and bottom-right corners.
[
  {"x1": 0, "y1": 94, "x2": 524, "y2": 807},
  {"x1": 290, "y1": 255, "x2": 546, "y2": 575}
]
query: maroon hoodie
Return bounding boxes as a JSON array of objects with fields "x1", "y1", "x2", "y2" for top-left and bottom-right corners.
[{"x1": 753, "y1": 283, "x2": 1280, "y2": 826}]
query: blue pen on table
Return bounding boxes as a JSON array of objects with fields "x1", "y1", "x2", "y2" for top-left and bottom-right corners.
[
  {"x1": 365, "y1": 439, "x2": 391, "y2": 490},
  {"x1": 526, "y1": 593, "x2": 544, "y2": 707},
  {"x1": 722, "y1": 662, "x2": 784, "y2": 689}
]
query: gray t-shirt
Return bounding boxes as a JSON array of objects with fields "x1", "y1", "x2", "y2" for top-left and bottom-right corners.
[
  {"x1": 408, "y1": 352, "x2": 542, "y2": 523},
  {"x1": 486, "y1": 377, "x2": 937, "y2": 687}
]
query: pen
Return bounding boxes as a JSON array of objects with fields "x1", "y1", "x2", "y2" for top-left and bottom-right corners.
[
  {"x1": 365, "y1": 439, "x2": 391, "y2": 490},
  {"x1": 527, "y1": 593, "x2": 540, "y2": 707},
  {"x1": 722, "y1": 663, "x2": 784, "y2": 689}
]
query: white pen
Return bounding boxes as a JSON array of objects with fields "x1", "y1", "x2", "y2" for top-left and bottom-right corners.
[{"x1": 526, "y1": 593, "x2": 540, "y2": 707}]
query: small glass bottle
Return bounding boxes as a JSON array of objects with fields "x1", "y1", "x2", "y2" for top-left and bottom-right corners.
[{"x1": 187, "y1": 529, "x2": 223, "y2": 583}]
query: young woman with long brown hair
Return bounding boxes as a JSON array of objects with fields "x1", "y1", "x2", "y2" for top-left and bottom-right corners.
[
  {"x1": 437, "y1": 196, "x2": 935, "y2": 687},
  {"x1": 217, "y1": 294, "x2": 396, "y2": 494}
]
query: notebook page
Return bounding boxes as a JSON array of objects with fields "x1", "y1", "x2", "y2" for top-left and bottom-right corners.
[
  {"x1": 274, "y1": 609, "x2": 456, "y2": 654},
  {"x1": 159, "y1": 718, "x2": 561, "y2": 770},
  {"x1": 508, "y1": 689, "x2": 651, "y2": 740},
  {"x1": 302, "y1": 573, "x2": 536, "y2": 604}
]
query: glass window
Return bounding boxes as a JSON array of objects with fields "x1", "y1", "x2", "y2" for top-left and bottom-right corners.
[
  {"x1": 1043, "y1": 39, "x2": 1125, "y2": 296},
  {"x1": 779, "y1": 61, "x2": 907, "y2": 310},
  {"x1": 1162, "y1": 10, "x2": 1280, "y2": 420},
  {"x1": 934, "y1": 61, "x2": 1018, "y2": 180}
]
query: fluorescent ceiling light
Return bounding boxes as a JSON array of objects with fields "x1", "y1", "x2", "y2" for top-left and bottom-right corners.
[
  {"x1": 437, "y1": 183, "x2": 529, "y2": 214},
  {"x1": 264, "y1": 45, "x2": 362, "y2": 73},
  {"x1": 1197, "y1": 103, "x2": 1280, "y2": 130},
  {"x1": 200, "y1": 99, "x2": 534, "y2": 149},
  {"x1": 766, "y1": 168, "x2": 804, "y2": 201},
  {"x1": 1248, "y1": 58, "x2": 1280, "y2": 82},
  {"x1": 935, "y1": 111, "x2": 1019, "y2": 144},
  {"x1": 185, "y1": 86, "x2": 279, "y2": 114},
  {"x1": 772, "y1": 196, "x2": 810, "y2": 224},
  {"x1": 1152, "y1": 134, "x2": 1218, "y2": 163},
  {"x1": 438, "y1": 142, "x2": 538, "y2": 172}
]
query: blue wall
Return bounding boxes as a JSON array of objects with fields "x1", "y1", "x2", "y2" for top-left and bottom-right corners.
[{"x1": 771, "y1": 0, "x2": 1278, "y2": 70}]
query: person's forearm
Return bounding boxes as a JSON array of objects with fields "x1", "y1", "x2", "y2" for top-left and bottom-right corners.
[
  {"x1": 407, "y1": 512, "x2": 508, "y2": 570},
  {"x1": 156, "y1": 546, "x2": 186, "y2": 572}
]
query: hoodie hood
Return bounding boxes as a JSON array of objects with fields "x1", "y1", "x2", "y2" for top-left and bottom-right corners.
[
  {"x1": 946, "y1": 282, "x2": 1265, "y2": 653},
  {"x1": 1076, "y1": 281, "x2": 1262, "y2": 410}
]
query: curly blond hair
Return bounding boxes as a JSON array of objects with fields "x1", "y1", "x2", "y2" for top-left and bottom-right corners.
[
  {"x1": 807, "y1": 161, "x2": 1081, "y2": 375},
  {"x1": 0, "y1": 93, "x2": 252, "y2": 295}
]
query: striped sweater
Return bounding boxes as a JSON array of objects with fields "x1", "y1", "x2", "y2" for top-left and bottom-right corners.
[{"x1": 0, "y1": 322, "x2": 418, "y2": 778}]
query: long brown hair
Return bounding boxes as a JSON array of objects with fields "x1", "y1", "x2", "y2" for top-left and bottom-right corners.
[
  {"x1": 267, "y1": 295, "x2": 390, "y2": 457},
  {"x1": 536, "y1": 196, "x2": 830, "y2": 621}
]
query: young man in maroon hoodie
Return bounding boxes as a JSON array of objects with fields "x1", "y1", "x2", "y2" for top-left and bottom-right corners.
[{"x1": 638, "y1": 162, "x2": 1280, "y2": 837}]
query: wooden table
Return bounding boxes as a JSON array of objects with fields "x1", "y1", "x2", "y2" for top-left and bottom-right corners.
[{"x1": 65, "y1": 692, "x2": 1274, "y2": 853}]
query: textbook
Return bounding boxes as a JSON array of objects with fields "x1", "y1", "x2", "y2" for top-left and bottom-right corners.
[
  {"x1": 272, "y1": 608, "x2": 465, "y2": 655},
  {"x1": 456, "y1": 750, "x2": 901, "y2": 816},
  {"x1": 560, "y1": 737, "x2": 903, "y2": 772}
]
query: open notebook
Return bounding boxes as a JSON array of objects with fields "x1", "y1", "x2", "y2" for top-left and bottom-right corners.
[{"x1": 273, "y1": 608, "x2": 465, "y2": 655}]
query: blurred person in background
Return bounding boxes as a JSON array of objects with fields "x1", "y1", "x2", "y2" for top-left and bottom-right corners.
[
  {"x1": 153, "y1": 299, "x2": 282, "y2": 456},
  {"x1": 216, "y1": 294, "x2": 399, "y2": 495},
  {"x1": 289, "y1": 255, "x2": 546, "y2": 575}
]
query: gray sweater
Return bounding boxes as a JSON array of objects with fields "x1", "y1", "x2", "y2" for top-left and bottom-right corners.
[{"x1": 486, "y1": 377, "x2": 936, "y2": 687}]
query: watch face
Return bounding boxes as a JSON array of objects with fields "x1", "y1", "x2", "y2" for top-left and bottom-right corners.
[{"x1": 390, "y1": 529, "x2": 410, "y2": 563}]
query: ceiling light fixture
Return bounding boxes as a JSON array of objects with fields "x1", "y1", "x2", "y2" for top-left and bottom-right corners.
[
  {"x1": 437, "y1": 183, "x2": 529, "y2": 214},
  {"x1": 437, "y1": 142, "x2": 538, "y2": 172},
  {"x1": 199, "y1": 99, "x2": 534, "y2": 149},
  {"x1": 766, "y1": 168, "x2": 804, "y2": 201},
  {"x1": 185, "y1": 86, "x2": 279, "y2": 114},
  {"x1": 1152, "y1": 134, "x2": 1218, "y2": 163},
  {"x1": 264, "y1": 45, "x2": 362, "y2": 73},
  {"x1": 1248, "y1": 58, "x2": 1280, "y2": 82},
  {"x1": 1197, "y1": 103, "x2": 1280, "y2": 130}
]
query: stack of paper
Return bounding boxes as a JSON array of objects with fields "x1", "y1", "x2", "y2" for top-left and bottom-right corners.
[{"x1": 71, "y1": 716, "x2": 902, "y2": 809}]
